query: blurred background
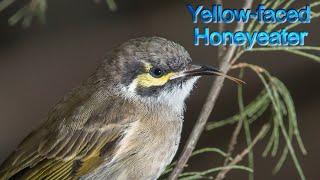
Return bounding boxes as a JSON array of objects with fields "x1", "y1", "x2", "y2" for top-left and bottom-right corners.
[{"x1": 0, "y1": 0, "x2": 319, "y2": 179}]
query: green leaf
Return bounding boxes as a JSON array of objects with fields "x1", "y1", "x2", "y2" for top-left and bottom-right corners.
[
  {"x1": 246, "y1": 0, "x2": 270, "y2": 33},
  {"x1": 191, "y1": 147, "x2": 232, "y2": 160},
  {"x1": 106, "y1": 0, "x2": 117, "y2": 11},
  {"x1": 0, "y1": 0, "x2": 15, "y2": 12},
  {"x1": 206, "y1": 90, "x2": 270, "y2": 130},
  {"x1": 272, "y1": 78, "x2": 307, "y2": 154},
  {"x1": 253, "y1": 67, "x2": 305, "y2": 180},
  {"x1": 5, "y1": 0, "x2": 47, "y2": 27},
  {"x1": 179, "y1": 165, "x2": 253, "y2": 180},
  {"x1": 238, "y1": 69, "x2": 254, "y2": 180},
  {"x1": 249, "y1": 46, "x2": 320, "y2": 51},
  {"x1": 271, "y1": 77, "x2": 307, "y2": 174},
  {"x1": 262, "y1": 111, "x2": 277, "y2": 157},
  {"x1": 284, "y1": 49, "x2": 320, "y2": 63},
  {"x1": 8, "y1": 6, "x2": 28, "y2": 26},
  {"x1": 247, "y1": 47, "x2": 320, "y2": 63},
  {"x1": 235, "y1": 63, "x2": 306, "y2": 180}
]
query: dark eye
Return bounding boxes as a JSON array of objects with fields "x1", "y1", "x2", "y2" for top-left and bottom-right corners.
[{"x1": 149, "y1": 67, "x2": 164, "y2": 78}]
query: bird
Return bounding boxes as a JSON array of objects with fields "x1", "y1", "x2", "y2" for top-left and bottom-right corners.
[{"x1": 0, "y1": 37, "x2": 243, "y2": 180}]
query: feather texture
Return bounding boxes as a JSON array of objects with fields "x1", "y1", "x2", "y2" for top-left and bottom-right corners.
[
  {"x1": 0, "y1": 37, "x2": 198, "y2": 180},
  {"x1": 0, "y1": 77, "x2": 136, "y2": 180}
]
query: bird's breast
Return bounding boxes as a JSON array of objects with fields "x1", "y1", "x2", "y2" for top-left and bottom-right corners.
[
  {"x1": 117, "y1": 113, "x2": 183, "y2": 179},
  {"x1": 84, "y1": 111, "x2": 183, "y2": 180}
]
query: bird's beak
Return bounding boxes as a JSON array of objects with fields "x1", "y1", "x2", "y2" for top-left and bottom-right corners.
[{"x1": 170, "y1": 64, "x2": 245, "y2": 84}]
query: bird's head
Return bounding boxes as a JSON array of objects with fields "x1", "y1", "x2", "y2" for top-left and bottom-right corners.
[{"x1": 98, "y1": 37, "x2": 242, "y2": 111}]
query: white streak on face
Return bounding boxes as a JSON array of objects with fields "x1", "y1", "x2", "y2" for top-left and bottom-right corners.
[
  {"x1": 119, "y1": 77, "x2": 199, "y2": 115},
  {"x1": 157, "y1": 77, "x2": 199, "y2": 114},
  {"x1": 119, "y1": 80, "x2": 138, "y2": 100},
  {"x1": 128, "y1": 80, "x2": 137, "y2": 93}
]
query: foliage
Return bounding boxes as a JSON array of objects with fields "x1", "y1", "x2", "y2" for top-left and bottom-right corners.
[
  {"x1": 171, "y1": 0, "x2": 320, "y2": 179},
  {"x1": 0, "y1": 0, "x2": 117, "y2": 27},
  {"x1": 0, "y1": 0, "x2": 47, "y2": 27}
]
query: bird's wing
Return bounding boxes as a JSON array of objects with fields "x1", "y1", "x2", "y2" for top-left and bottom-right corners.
[{"x1": 0, "y1": 86, "x2": 137, "y2": 180}]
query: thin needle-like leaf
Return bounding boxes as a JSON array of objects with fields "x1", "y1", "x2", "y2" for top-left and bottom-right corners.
[
  {"x1": 179, "y1": 165, "x2": 253, "y2": 180},
  {"x1": 0, "y1": 0, "x2": 15, "y2": 12},
  {"x1": 250, "y1": 46, "x2": 320, "y2": 51},
  {"x1": 284, "y1": 49, "x2": 320, "y2": 63},
  {"x1": 235, "y1": 63, "x2": 306, "y2": 180},
  {"x1": 106, "y1": 0, "x2": 117, "y2": 11},
  {"x1": 191, "y1": 147, "x2": 233, "y2": 160},
  {"x1": 246, "y1": 0, "x2": 270, "y2": 33},
  {"x1": 238, "y1": 69, "x2": 254, "y2": 180},
  {"x1": 246, "y1": 47, "x2": 320, "y2": 63},
  {"x1": 259, "y1": 72, "x2": 306, "y2": 180},
  {"x1": 206, "y1": 90, "x2": 270, "y2": 130},
  {"x1": 262, "y1": 113, "x2": 276, "y2": 157},
  {"x1": 272, "y1": 78, "x2": 307, "y2": 154},
  {"x1": 285, "y1": 12, "x2": 320, "y2": 31}
]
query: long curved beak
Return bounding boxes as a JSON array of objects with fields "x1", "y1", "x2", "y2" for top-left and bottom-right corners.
[{"x1": 170, "y1": 64, "x2": 245, "y2": 84}]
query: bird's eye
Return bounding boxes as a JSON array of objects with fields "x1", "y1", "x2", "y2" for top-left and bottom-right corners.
[{"x1": 149, "y1": 67, "x2": 164, "y2": 78}]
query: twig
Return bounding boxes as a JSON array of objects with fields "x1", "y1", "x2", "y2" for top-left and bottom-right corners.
[
  {"x1": 231, "y1": 63, "x2": 266, "y2": 73},
  {"x1": 168, "y1": 1, "x2": 253, "y2": 179},
  {"x1": 215, "y1": 124, "x2": 270, "y2": 180},
  {"x1": 223, "y1": 117, "x2": 243, "y2": 166},
  {"x1": 238, "y1": 69, "x2": 254, "y2": 180},
  {"x1": 216, "y1": 0, "x2": 226, "y2": 58}
]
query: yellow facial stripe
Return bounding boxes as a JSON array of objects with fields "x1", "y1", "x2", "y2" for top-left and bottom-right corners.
[{"x1": 136, "y1": 72, "x2": 174, "y2": 87}]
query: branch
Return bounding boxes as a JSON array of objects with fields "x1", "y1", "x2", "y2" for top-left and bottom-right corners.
[
  {"x1": 216, "y1": 0, "x2": 226, "y2": 58},
  {"x1": 214, "y1": 124, "x2": 270, "y2": 180},
  {"x1": 223, "y1": 116, "x2": 243, "y2": 166},
  {"x1": 168, "y1": 1, "x2": 253, "y2": 179}
]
